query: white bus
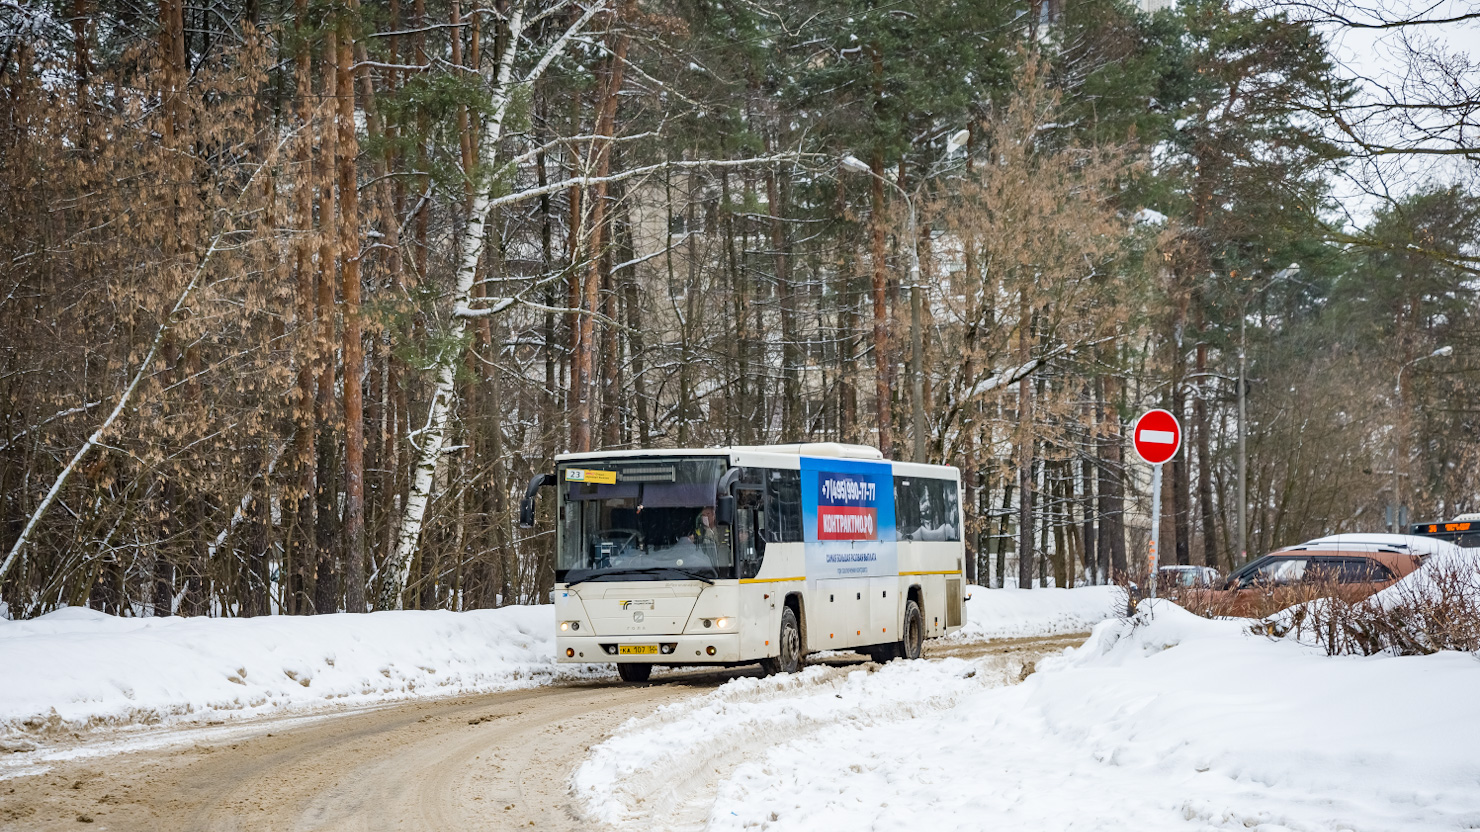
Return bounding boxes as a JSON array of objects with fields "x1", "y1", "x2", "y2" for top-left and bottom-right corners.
[{"x1": 519, "y1": 443, "x2": 967, "y2": 682}]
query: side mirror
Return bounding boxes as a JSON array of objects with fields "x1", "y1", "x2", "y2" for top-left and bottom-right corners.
[
  {"x1": 715, "y1": 495, "x2": 736, "y2": 527},
  {"x1": 519, "y1": 473, "x2": 556, "y2": 528}
]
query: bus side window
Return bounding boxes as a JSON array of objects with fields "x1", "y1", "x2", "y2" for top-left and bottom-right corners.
[
  {"x1": 894, "y1": 477, "x2": 918, "y2": 537},
  {"x1": 896, "y1": 477, "x2": 962, "y2": 542},
  {"x1": 939, "y1": 480, "x2": 961, "y2": 541},
  {"x1": 738, "y1": 488, "x2": 765, "y2": 567},
  {"x1": 736, "y1": 499, "x2": 762, "y2": 579},
  {"x1": 765, "y1": 469, "x2": 802, "y2": 543},
  {"x1": 761, "y1": 471, "x2": 779, "y2": 542}
]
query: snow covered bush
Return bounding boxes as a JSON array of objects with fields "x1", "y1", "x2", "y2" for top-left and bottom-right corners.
[
  {"x1": 1162, "y1": 577, "x2": 1362, "y2": 620},
  {"x1": 1272, "y1": 550, "x2": 1480, "y2": 656}
]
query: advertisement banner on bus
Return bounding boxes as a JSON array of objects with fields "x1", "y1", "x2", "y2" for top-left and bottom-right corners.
[{"x1": 800, "y1": 456, "x2": 898, "y2": 579}]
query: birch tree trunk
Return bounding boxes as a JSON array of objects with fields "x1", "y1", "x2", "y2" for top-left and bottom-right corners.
[
  {"x1": 375, "y1": 1, "x2": 793, "y2": 608},
  {"x1": 382, "y1": 1, "x2": 604, "y2": 609}
]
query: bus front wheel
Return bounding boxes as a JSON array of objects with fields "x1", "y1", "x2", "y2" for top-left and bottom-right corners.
[
  {"x1": 616, "y1": 663, "x2": 652, "y2": 683},
  {"x1": 761, "y1": 606, "x2": 803, "y2": 676}
]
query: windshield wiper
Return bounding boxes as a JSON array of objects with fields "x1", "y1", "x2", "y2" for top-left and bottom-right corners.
[{"x1": 568, "y1": 566, "x2": 715, "y2": 586}]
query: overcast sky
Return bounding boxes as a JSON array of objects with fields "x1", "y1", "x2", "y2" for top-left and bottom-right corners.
[{"x1": 1310, "y1": 0, "x2": 1479, "y2": 227}]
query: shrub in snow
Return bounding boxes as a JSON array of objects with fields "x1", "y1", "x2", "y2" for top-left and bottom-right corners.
[
  {"x1": 1270, "y1": 549, "x2": 1480, "y2": 656},
  {"x1": 1159, "y1": 577, "x2": 1356, "y2": 620}
]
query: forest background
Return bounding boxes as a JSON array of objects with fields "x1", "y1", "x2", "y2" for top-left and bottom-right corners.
[{"x1": 2, "y1": 0, "x2": 1477, "y2": 617}]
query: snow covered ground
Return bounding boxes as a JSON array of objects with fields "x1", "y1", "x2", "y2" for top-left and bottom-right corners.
[
  {"x1": 11, "y1": 580, "x2": 1475, "y2": 830},
  {"x1": 0, "y1": 585, "x2": 1116, "y2": 744},
  {"x1": 0, "y1": 604, "x2": 603, "y2": 740},
  {"x1": 582, "y1": 599, "x2": 1480, "y2": 831},
  {"x1": 574, "y1": 655, "x2": 1028, "y2": 828},
  {"x1": 958, "y1": 583, "x2": 1124, "y2": 640}
]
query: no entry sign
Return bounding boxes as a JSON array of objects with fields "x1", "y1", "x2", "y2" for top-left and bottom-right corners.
[
  {"x1": 1133, "y1": 409, "x2": 1182, "y2": 465},
  {"x1": 1134, "y1": 408, "x2": 1181, "y2": 601}
]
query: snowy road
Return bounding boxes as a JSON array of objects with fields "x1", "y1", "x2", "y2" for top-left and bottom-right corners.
[{"x1": 0, "y1": 635, "x2": 1079, "y2": 831}]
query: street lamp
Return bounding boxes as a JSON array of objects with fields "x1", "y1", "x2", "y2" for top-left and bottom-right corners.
[
  {"x1": 1391, "y1": 345, "x2": 1453, "y2": 531},
  {"x1": 841, "y1": 134, "x2": 967, "y2": 464}
]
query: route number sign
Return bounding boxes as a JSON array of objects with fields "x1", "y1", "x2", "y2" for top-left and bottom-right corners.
[{"x1": 1133, "y1": 409, "x2": 1182, "y2": 465}]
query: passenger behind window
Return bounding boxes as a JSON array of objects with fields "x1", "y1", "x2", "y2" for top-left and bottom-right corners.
[{"x1": 901, "y1": 480, "x2": 959, "y2": 542}]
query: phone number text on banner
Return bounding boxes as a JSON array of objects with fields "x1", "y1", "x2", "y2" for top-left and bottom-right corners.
[{"x1": 801, "y1": 457, "x2": 897, "y2": 579}]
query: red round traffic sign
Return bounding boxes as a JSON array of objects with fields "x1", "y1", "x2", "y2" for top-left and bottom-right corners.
[{"x1": 1133, "y1": 409, "x2": 1182, "y2": 465}]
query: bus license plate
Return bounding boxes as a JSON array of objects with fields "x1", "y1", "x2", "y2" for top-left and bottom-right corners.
[{"x1": 618, "y1": 645, "x2": 658, "y2": 655}]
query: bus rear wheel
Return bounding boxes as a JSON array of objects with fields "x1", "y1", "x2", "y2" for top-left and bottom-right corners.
[
  {"x1": 761, "y1": 606, "x2": 803, "y2": 676},
  {"x1": 616, "y1": 663, "x2": 652, "y2": 683},
  {"x1": 900, "y1": 599, "x2": 925, "y2": 660}
]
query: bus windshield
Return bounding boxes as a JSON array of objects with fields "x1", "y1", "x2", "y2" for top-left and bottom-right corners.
[{"x1": 557, "y1": 457, "x2": 733, "y2": 583}]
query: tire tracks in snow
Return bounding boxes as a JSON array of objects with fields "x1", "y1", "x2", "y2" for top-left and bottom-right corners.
[
  {"x1": 572, "y1": 635, "x2": 1086, "y2": 831},
  {"x1": 0, "y1": 635, "x2": 1083, "y2": 831}
]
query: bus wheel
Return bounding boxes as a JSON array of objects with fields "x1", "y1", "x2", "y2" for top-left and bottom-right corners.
[
  {"x1": 616, "y1": 663, "x2": 652, "y2": 683},
  {"x1": 762, "y1": 606, "x2": 803, "y2": 676},
  {"x1": 901, "y1": 599, "x2": 925, "y2": 660}
]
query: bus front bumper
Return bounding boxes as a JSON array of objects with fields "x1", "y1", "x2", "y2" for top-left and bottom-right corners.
[{"x1": 556, "y1": 633, "x2": 743, "y2": 663}]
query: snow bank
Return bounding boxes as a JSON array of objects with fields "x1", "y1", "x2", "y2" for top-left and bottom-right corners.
[
  {"x1": 0, "y1": 586, "x2": 1118, "y2": 743},
  {"x1": 956, "y1": 584, "x2": 1123, "y2": 640},
  {"x1": 638, "y1": 600, "x2": 1480, "y2": 831},
  {"x1": 0, "y1": 605, "x2": 604, "y2": 738},
  {"x1": 576, "y1": 656, "x2": 1026, "y2": 826}
]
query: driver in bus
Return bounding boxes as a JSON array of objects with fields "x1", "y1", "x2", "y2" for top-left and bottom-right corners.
[{"x1": 686, "y1": 505, "x2": 717, "y2": 547}]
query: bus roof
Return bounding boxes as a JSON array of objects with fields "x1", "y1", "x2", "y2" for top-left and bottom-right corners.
[
  {"x1": 554, "y1": 444, "x2": 959, "y2": 479},
  {"x1": 556, "y1": 442, "x2": 885, "y2": 462}
]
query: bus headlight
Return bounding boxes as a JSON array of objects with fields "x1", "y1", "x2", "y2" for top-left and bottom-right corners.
[
  {"x1": 560, "y1": 621, "x2": 581, "y2": 631},
  {"x1": 716, "y1": 618, "x2": 729, "y2": 629}
]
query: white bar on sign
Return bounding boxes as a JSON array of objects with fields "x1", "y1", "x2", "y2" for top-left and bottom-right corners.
[{"x1": 1139, "y1": 429, "x2": 1175, "y2": 444}]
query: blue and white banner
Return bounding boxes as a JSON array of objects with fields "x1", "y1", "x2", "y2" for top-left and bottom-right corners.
[{"x1": 800, "y1": 457, "x2": 897, "y2": 579}]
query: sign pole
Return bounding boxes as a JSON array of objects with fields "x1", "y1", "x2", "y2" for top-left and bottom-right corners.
[
  {"x1": 1132, "y1": 408, "x2": 1180, "y2": 605},
  {"x1": 1149, "y1": 462, "x2": 1162, "y2": 600}
]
